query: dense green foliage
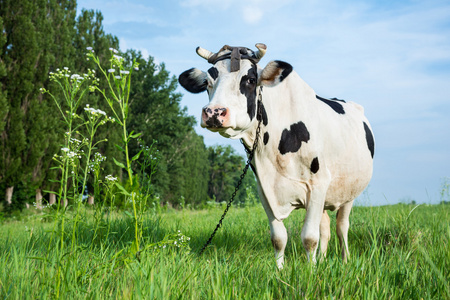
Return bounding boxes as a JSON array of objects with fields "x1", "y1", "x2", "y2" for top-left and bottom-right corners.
[
  {"x1": 0, "y1": 204, "x2": 448, "y2": 298},
  {"x1": 0, "y1": 1, "x2": 256, "y2": 210}
]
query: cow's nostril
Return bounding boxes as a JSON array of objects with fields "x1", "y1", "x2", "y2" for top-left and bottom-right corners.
[{"x1": 220, "y1": 108, "x2": 227, "y2": 117}]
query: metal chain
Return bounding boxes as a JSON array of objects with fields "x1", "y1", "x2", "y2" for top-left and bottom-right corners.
[{"x1": 199, "y1": 86, "x2": 264, "y2": 255}]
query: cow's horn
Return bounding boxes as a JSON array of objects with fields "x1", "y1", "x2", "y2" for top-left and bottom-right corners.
[
  {"x1": 196, "y1": 47, "x2": 214, "y2": 61},
  {"x1": 254, "y1": 43, "x2": 267, "y2": 60}
]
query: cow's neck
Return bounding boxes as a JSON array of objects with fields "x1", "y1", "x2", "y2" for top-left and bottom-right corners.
[
  {"x1": 240, "y1": 122, "x2": 259, "y2": 152},
  {"x1": 243, "y1": 71, "x2": 316, "y2": 161}
]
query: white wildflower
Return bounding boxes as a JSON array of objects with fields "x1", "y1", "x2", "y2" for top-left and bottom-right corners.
[
  {"x1": 120, "y1": 70, "x2": 130, "y2": 75},
  {"x1": 115, "y1": 75, "x2": 121, "y2": 79},
  {"x1": 108, "y1": 69, "x2": 115, "y2": 73},
  {"x1": 71, "y1": 74, "x2": 83, "y2": 81},
  {"x1": 67, "y1": 151, "x2": 77, "y2": 158},
  {"x1": 61, "y1": 147, "x2": 70, "y2": 152},
  {"x1": 105, "y1": 175, "x2": 118, "y2": 182}
]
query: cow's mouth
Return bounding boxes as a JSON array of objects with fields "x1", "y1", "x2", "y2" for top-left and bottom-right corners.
[
  {"x1": 205, "y1": 115, "x2": 224, "y2": 128},
  {"x1": 201, "y1": 106, "x2": 230, "y2": 130}
]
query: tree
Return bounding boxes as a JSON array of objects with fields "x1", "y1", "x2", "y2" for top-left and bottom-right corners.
[
  {"x1": 180, "y1": 132, "x2": 210, "y2": 206},
  {"x1": 207, "y1": 145, "x2": 256, "y2": 204},
  {"x1": 1, "y1": 0, "x2": 40, "y2": 206},
  {"x1": 0, "y1": 0, "x2": 80, "y2": 208},
  {"x1": 0, "y1": 17, "x2": 7, "y2": 134}
]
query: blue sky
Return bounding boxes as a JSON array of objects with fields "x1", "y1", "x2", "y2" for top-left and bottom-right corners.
[{"x1": 77, "y1": 0, "x2": 450, "y2": 205}]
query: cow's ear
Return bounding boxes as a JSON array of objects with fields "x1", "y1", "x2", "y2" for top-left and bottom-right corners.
[
  {"x1": 179, "y1": 68, "x2": 207, "y2": 93},
  {"x1": 258, "y1": 60, "x2": 293, "y2": 87}
]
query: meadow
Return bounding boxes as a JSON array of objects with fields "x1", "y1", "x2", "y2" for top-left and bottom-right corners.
[
  {"x1": 1, "y1": 49, "x2": 449, "y2": 300},
  {"x1": 0, "y1": 203, "x2": 449, "y2": 299}
]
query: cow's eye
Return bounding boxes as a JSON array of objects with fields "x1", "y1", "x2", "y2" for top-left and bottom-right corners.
[{"x1": 247, "y1": 78, "x2": 256, "y2": 84}]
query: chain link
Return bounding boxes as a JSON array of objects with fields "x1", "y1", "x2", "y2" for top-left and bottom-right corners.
[{"x1": 199, "y1": 86, "x2": 264, "y2": 255}]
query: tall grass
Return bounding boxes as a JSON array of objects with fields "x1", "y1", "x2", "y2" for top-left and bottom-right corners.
[{"x1": 0, "y1": 203, "x2": 448, "y2": 299}]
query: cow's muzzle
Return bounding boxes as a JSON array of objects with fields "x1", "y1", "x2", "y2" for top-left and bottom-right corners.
[{"x1": 201, "y1": 106, "x2": 229, "y2": 129}]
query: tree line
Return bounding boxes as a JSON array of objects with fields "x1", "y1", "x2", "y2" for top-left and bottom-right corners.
[{"x1": 0, "y1": 0, "x2": 256, "y2": 212}]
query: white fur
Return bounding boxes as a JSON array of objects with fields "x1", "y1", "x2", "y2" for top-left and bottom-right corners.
[{"x1": 190, "y1": 68, "x2": 207, "y2": 86}]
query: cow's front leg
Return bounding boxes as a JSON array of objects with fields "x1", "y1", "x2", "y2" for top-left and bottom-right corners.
[
  {"x1": 301, "y1": 183, "x2": 329, "y2": 263},
  {"x1": 301, "y1": 202, "x2": 323, "y2": 262},
  {"x1": 269, "y1": 218, "x2": 288, "y2": 269}
]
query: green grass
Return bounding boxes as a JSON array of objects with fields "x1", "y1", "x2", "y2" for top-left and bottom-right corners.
[{"x1": 0, "y1": 204, "x2": 449, "y2": 299}]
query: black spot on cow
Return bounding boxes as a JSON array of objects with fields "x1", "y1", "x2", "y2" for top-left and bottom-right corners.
[
  {"x1": 310, "y1": 157, "x2": 319, "y2": 174},
  {"x1": 274, "y1": 60, "x2": 293, "y2": 82},
  {"x1": 316, "y1": 95, "x2": 345, "y2": 114},
  {"x1": 257, "y1": 102, "x2": 268, "y2": 126},
  {"x1": 263, "y1": 132, "x2": 269, "y2": 145},
  {"x1": 178, "y1": 68, "x2": 207, "y2": 93},
  {"x1": 363, "y1": 122, "x2": 375, "y2": 158},
  {"x1": 240, "y1": 64, "x2": 258, "y2": 120},
  {"x1": 278, "y1": 121, "x2": 310, "y2": 155},
  {"x1": 208, "y1": 67, "x2": 219, "y2": 80}
]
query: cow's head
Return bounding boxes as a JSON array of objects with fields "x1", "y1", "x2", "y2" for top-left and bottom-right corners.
[{"x1": 179, "y1": 43, "x2": 293, "y2": 139}]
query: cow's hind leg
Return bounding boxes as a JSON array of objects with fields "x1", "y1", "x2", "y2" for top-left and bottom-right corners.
[
  {"x1": 319, "y1": 210, "x2": 331, "y2": 259},
  {"x1": 269, "y1": 218, "x2": 288, "y2": 269},
  {"x1": 336, "y1": 200, "x2": 353, "y2": 262}
]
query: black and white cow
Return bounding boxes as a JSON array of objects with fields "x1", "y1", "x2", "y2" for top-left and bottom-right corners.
[{"x1": 179, "y1": 44, "x2": 374, "y2": 268}]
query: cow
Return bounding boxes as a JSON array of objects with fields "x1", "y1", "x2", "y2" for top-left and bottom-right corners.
[{"x1": 179, "y1": 43, "x2": 374, "y2": 268}]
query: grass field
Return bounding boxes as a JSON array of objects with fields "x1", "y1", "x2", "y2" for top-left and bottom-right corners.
[{"x1": 0, "y1": 203, "x2": 449, "y2": 299}]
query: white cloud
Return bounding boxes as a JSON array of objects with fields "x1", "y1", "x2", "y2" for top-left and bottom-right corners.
[{"x1": 242, "y1": 6, "x2": 264, "y2": 24}]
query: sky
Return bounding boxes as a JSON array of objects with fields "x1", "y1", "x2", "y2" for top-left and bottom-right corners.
[{"x1": 77, "y1": 0, "x2": 450, "y2": 206}]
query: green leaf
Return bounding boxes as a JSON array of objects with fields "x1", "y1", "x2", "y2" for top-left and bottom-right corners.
[
  {"x1": 26, "y1": 256, "x2": 47, "y2": 262},
  {"x1": 113, "y1": 157, "x2": 126, "y2": 169},
  {"x1": 115, "y1": 144, "x2": 125, "y2": 152},
  {"x1": 130, "y1": 132, "x2": 142, "y2": 139},
  {"x1": 115, "y1": 182, "x2": 131, "y2": 196},
  {"x1": 43, "y1": 190, "x2": 56, "y2": 194},
  {"x1": 132, "y1": 149, "x2": 143, "y2": 161}
]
